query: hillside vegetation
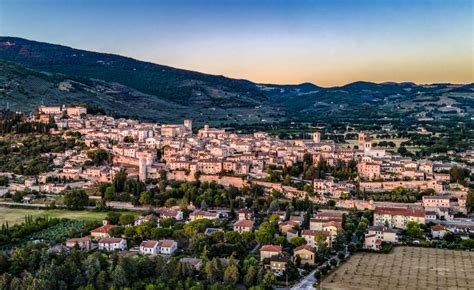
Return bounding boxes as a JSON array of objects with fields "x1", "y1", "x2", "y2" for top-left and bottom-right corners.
[{"x1": 0, "y1": 37, "x2": 472, "y2": 124}]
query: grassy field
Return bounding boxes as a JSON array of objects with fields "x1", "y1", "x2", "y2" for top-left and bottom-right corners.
[
  {"x1": 322, "y1": 247, "x2": 474, "y2": 289},
  {"x1": 0, "y1": 207, "x2": 142, "y2": 225}
]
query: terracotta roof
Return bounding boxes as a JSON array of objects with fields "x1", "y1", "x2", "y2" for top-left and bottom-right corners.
[
  {"x1": 279, "y1": 220, "x2": 298, "y2": 227},
  {"x1": 294, "y1": 245, "x2": 316, "y2": 253},
  {"x1": 233, "y1": 219, "x2": 255, "y2": 227},
  {"x1": 140, "y1": 240, "x2": 159, "y2": 248},
  {"x1": 323, "y1": 221, "x2": 343, "y2": 229},
  {"x1": 91, "y1": 224, "x2": 115, "y2": 234},
  {"x1": 431, "y1": 224, "x2": 446, "y2": 231},
  {"x1": 374, "y1": 207, "x2": 425, "y2": 218},
  {"x1": 190, "y1": 210, "x2": 218, "y2": 217},
  {"x1": 290, "y1": 216, "x2": 304, "y2": 221},
  {"x1": 302, "y1": 230, "x2": 331, "y2": 237},
  {"x1": 159, "y1": 239, "x2": 176, "y2": 248},
  {"x1": 260, "y1": 245, "x2": 282, "y2": 252},
  {"x1": 316, "y1": 210, "x2": 345, "y2": 218},
  {"x1": 66, "y1": 237, "x2": 91, "y2": 244},
  {"x1": 156, "y1": 207, "x2": 178, "y2": 216}
]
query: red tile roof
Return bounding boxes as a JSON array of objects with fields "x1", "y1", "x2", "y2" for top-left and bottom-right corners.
[
  {"x1": 294, "y1": 245, "x2": 316, "y2": 253},
  {"x1": 233, "y1": 219, "x2": 255, "y2": 227},
  {"x1": 91, "y1": 224, "x2": 115, "y2": 234},
  {"x1": 140, "y1": 240, "x2": 159, "y2": 248},
  {"x1": 302, "y1": 230, "x2": 331, "y2": 237},
  {"x1": 159, "y1": 239, "x2": 176, "y2": 248},
  {"x1": 374, "y1": 207, "x2": 425, "y2": 218},
  {"x1": 260, "y1": 245, "x2": 282, "y2": 252},
  {"x1": 431, "y1": 224, "x2": 446, "y2": 231}
]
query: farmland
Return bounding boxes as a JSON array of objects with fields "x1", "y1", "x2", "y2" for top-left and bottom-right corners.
[
  {"x1": 321, "y1": 247, "x2": 474, "y2": 289},
  {"x1": 0, "y1": 207, "x2": 141, "y2": 225},
  {"x1": 27, "y1": 220, "x2": 92, "y2": 244}
]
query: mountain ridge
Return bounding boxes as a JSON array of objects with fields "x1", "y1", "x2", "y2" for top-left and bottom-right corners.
[{"x1": 0, "y1": 36, "x2": 472, "y2": 124}]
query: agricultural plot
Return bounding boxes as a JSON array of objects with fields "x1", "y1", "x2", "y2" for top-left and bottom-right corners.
[
  {"x1": 27, "y1": 220, "x2": 90, "y2": 244},
  {"x1": 321, "y1": 247, "x2": 474, "y2": 289},
  {"x1": 0, "y1": 207, "x2": 141, "y2": 225}
]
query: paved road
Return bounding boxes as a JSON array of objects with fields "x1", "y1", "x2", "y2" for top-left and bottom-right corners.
[
  {"x1": 291, "y1": 246, "x2": 349, "y2": 290},
  {"x1": 291, "y1": 268, "x2": 317, "y2": 290}
]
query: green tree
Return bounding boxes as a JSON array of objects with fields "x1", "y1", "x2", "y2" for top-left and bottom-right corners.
[
  {"x1": 449, "y1": 166, "x2": 469, "y2": 183},
  {"x1": 466, "y1": 190, "x2": 474, "y2": 213},
  {"x1": 63, "y1": 189, "x2": 89, "y2": 210},
  {"x1": 223, "y1": 256, "x2": 239, "y2": 285},
  {"x1": 119, "y1": 214, "x2": 135, "y2": 226},
  {"x1": 123, "y1": 136, "x2": 134, "y2": 143},
  {"x1": 205, "y1": 258, "x2": 223, "y2": 283},
  {"x1": 111, "y1": 265, "x2": 128, "y2": 288},
  {"x1": 405, "y1": 221, "x2": 423, "y2": 239},
  {"x1": 290, "y1": 237, "x2": 307, "y2": 247},
  {"x1": 113, "y1": 170, "x2": 127, "y2": 192},
  {"x1": 104, "y1": 186, "x2": 115, "y2": 201},
  {"x1": 261, "y1": 270, "x2": 275, "y2": 288},
  {"x1": 139, "y1": 191, "x2": 151, "y2": 205},
  {"x1": 244, "y1": 265, "x2": 257, "y2": 287},
  {"x1": 106, "y1": 212, "x2": 121, "y2": 225}
]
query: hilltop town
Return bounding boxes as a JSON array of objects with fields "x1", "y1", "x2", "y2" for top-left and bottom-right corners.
[{"x1": 0, "y1": 104, "x2": 472, "y2": 289}]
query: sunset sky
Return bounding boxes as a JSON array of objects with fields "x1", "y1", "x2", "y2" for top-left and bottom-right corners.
[{"x1": 1, "y1": 0, "x2": 472, "y2": 86}]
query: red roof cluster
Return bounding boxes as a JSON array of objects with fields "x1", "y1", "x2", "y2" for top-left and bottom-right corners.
[
  {"x1": 374, "y1": 207, "x2": 425, "y2": 218},
  {"x1": 91, "y1": 224, "x2": 115, "y2": 234},
  {"x1": 260, "y1": 245, "x2": 282, "y2": 252}
]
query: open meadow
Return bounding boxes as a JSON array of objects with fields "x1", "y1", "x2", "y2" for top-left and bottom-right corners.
[
  {"x1": 321, "y1": 247, "x2": 474, "y2": 290},
  {"x1": 0, "y1": 207, "x2": 141, "y2": 225}
]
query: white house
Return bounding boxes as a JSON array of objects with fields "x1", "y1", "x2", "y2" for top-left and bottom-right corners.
[
  {"x1": 98, "y1": 237, "x2": 127, "y2": 251},
  {"x1": 158, "y1": 239, "x2": 178, "y2": 255},
  {"x1": 140, "y1": 240, "x2": 160, "y2": 255},
  {"x1": 431, "y1": 224, "x2": 447, "y2": 239},
  {"x1": 139, "y1": 239, "x2": 178, "y2": 255}
]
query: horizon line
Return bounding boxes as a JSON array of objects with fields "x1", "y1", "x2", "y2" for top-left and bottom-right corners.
[{"x1": 1, "y1": 35, "x2": 472, "y2": 88}]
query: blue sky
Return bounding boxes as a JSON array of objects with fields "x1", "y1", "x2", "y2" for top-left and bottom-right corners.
[{"x1": 1, "y1": 0, "x2": 472, "y2": 85}]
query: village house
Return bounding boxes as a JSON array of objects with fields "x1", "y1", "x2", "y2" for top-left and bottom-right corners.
[
  {"x1": 237, "y1": 209, "x2": 254, "y2": 220},
  {"x1": 156, "y1": 207, "x2": 184, "y2": 220},
  {"x1": 287, "y1": 228, "x2": 298, "y2": 241},
  {"x1": 90, "y1": 223, "x2": 115, "y2": 239},
  {"x1": 279, "y1": 220, "x2": 299, "y2": 235},
  {"x1": 422, "y1": 195, "x2": 453, "y2": 209},
  {"x1": 189, "y1": 210, "x2": 220, "y2": 221},
  {"x1": 293, "y1": 245, "x2": 316, "y2": 265},
  {"x1": 357, "y1": 162, "x2": 381, "y2": 179},
  {"x1": 269, "y1": 256, "x2": 289, "y2": 276},
  {"x1": 65, "y1": 237, "x2": 92, "y2": 251},
  {"x1": 366, "y1": 226, "x2": 399, "y2": 243},
  {"x1": 233, "y1": 219, "x2": 254, "y2": 233},
  {"x1": 364, "y1": 233, "x2": 382, "y2": 250},
  {"x1": 301, "y1": 229, "x2": 332, "y2": 248},
  {"x1": 134, "y1": 214, "x2": 158, "y2": 226},
  {"x1": 98, "y1": 237, "x2": 127, "y2": 251},
  {"x1": 260, "y1": 245, "x2": 283, "y2": 261},
  {"x1": 431, "y1": 224, "x2": 447, "y2": 239},
  {"x1": 140, "y1": 240, "x2": 160, "y2": 255},
  {"x1": 373, "y1": 207, "x2": 425, "y2": 229}
]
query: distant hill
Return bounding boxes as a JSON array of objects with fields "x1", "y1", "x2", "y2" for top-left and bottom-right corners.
[{"x1": 0, "y1": 37, "x2": 472, "y2": 124}]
